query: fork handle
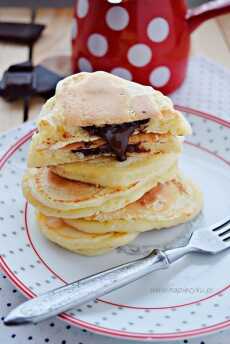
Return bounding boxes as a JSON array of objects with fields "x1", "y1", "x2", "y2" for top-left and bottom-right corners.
[
  {"x1": 165, "y1": 245, "x2": 195, "y2": 263},
  {"x1": 4, "y1": 249, "x2": 170, "y2": 325}
]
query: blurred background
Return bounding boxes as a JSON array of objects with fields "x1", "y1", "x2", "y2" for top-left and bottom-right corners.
[
  {"x1": 0, "y1": 0, "x2": 212, "y2": 6},
  {"x1": 0, "y1": 0, "x2": 229, "y2": 131}
]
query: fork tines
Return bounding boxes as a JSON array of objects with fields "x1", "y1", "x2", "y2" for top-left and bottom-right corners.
[{"x1": 212, "y1": 218, "x2": 230, "y2": 241}]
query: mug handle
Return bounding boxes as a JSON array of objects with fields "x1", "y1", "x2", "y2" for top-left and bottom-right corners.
[{"x1": 187, "y1": 0, "x2": 230, "y2": 32}]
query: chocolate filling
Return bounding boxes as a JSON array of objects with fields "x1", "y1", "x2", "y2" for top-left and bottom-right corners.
[
  {"x1": 72, "y1": 119, "x2": 149, "y2": 161},
  {"x1": 74, "y1": 143, "x2": 148, "y2": 157}
]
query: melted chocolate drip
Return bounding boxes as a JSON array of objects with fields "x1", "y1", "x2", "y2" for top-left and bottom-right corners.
[
  {"x1": 72, "y1": 119, "x2": 149, "y2": 161},
  {"x1": 74, "y1": 143, "x2": 148, "y2": 157}
]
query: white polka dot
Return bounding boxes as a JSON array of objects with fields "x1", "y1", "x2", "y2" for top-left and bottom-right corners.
[
  {"x1": 147, "y1": 17, "x2": 169, "y2": 42},
  {"x1": 78, "y1": 57, "x2": 93, "y2": 72},
  {"x1": 150, "y1": 66, "x2": 171, "y2": 87},
  {"x1": 127, "y1": 44, "x2": 152, "y2": 67},
  {"x1": 107, "y1": 0, "x2": 122, "y2": 3},
  {"x1": 106, "y1": 6, "x2": 129, "y2": 31},
  {"x1": 77, "y1": 0, "x2": 89, "y2": 18},
  {"x1": 87, "y1": 33, "x2": 108, "y2": 57},
  {"x1": 71, "y1": 19, "x2": 78, "y2": 39},
  {"x1": 111, "y1": 67, "x2": 132, "y2": 80}
]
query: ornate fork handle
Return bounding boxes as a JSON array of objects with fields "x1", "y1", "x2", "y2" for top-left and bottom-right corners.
[
  {"x1": 5, "y1": 218, "x2": 230, "y2": 326},
  {"x1": 4, "y1": 249, "x2": 173, "y2": 325}
]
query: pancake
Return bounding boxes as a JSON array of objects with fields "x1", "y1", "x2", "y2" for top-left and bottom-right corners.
[
  {"x1": 52, "y1": 71, "x2": 191, "y2": 127},
  {"x1": 28, "y1": 71, "x2": 191, "y2": 167},
  {"x1": 28, "y1": 132, "x2": 181, "y2": 168},
  {"x1": 22, "y1": 163, "x2": 178, "y2": 219},
  {"x1": 37, "y1": 212, "x2": 138, "y2": 256},
  {"x1": 51, "y1": 153, "x2": 179, "y2": 187},
  {"x1": 37, "y1": 71, "x2": 191, "y2": 137},
  {"x1": 22, "y1": 71, "x2": 202, "y2": 257},
  {"x1": 64, "y1": 177, "x2": 203, "y2": 234}
]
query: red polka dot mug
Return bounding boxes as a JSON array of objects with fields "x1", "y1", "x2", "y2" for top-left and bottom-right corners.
[{"x1": 71, "y1": 0, "x2": 230, "y2": 94}]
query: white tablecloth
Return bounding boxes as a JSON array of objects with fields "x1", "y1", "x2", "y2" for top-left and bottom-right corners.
[{"x1": 0, "y1": 56, "x2": 229, "y2": 344}]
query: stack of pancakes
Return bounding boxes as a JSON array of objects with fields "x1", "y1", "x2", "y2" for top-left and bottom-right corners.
[{"x1": 22, "y1": 71, "x2": 202, "y2": 256}]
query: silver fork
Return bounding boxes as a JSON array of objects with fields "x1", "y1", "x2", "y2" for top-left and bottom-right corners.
[{"x1": 4, "y1": 217, "x2": 230, "y2": 326}]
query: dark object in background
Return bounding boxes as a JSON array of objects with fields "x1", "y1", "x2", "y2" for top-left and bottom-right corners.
[
  {"x1": 0, "y1": 22, "x2": 45, "y2": 45},
  {"x1": 0, "y1": 7, "x2": 64, "y2": 122},
  {"x1": 0, "y1": 61, "x2": 63, "y2": 121},
  {"x1": 0, "y1": 62, "x2": 36, "y2": 101},
  {"x1": 0, "y1": 61, "x2": 36, "y2": 121},
  {"x1": 34, "y1": 64, "x2": 64, "y2": 99},
  {"x1": 0, "y1": 61, "x2": 64, "y2": 101}
]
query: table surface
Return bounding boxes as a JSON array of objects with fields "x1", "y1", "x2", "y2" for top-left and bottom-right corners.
[{"x1": 0, "y1": 8, "x2": 230, "y2": 133}]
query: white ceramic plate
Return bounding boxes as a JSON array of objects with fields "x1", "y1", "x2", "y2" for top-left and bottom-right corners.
[{"x1": 0, "y1": 106, "x2": 229, "y2": 342}]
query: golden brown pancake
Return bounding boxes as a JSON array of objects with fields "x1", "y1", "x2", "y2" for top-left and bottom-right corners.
[
  {"x1": 28, "y1": 132, "x2": 182, "y2": 167},
  {"x1": 22, "y1": 162, "x2": 178, "y2": 218},
  {"x1": 28, "y1": 72, "x2": 191, "y2": 167},
  {"x1": 64, "y1": 176, "x2": 203, "y2": 234},
  {"x1": 37, "y1": 212, "x2": 138, "y2": 256},
  {"x1": 51, "y1": 153, "x2": 179, "y2": 187}
]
